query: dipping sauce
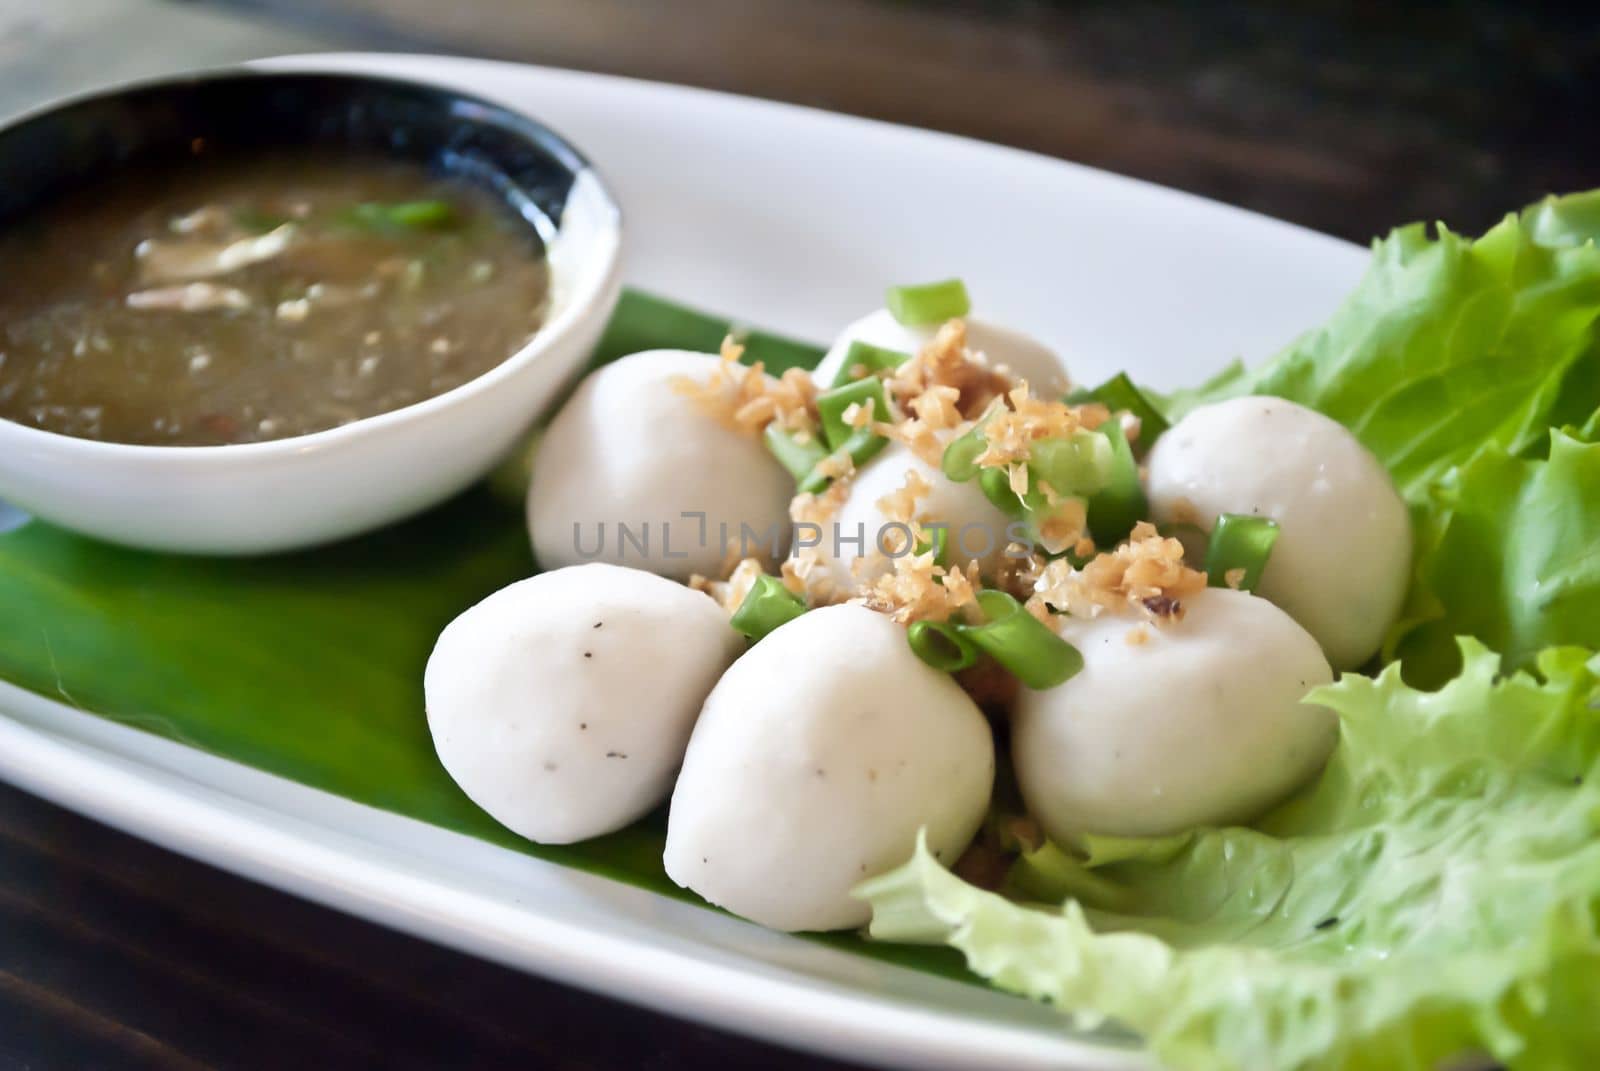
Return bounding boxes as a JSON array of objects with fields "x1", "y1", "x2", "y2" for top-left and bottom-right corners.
[{"x1": 0, "y1": 152, "x2": 549, "y2": 445}]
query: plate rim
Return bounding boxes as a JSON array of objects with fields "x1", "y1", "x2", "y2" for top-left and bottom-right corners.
[
  {"x1": 0, "y1": 679, "x2": 1148, "y2": 1071},
  {"x1": 0, "y1": 50, "x2": 1371, "y2": 1071}
]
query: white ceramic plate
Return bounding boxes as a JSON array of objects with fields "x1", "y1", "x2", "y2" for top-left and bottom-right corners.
[{"x1": 0, "y1": 53, "x2": 1368, "y2": 1070}]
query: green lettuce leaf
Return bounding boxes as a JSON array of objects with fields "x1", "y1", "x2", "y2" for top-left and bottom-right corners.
[
  {"x1": 858, "y1": 641, "x2": 1600, "y2": 1070},
  {"x1": 1171, "y1": 194, "x2": 1600, "y2": 501},
  {"x1": 1390, "y1": 430, "x2": 1600, "y2": 687}
]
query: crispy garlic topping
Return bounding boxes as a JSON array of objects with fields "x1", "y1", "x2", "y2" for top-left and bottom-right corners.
[
  {"x1": 886, "y1": 320, "x2": 1012, "y2": 420},
  {"x1": 673, "y1": 336, "x2": 818, "y2": 435},
  {"x1": 854, "y1": 549, "x2": 981, "y2": 626},
  {"x1": 689, "y1": 555, "x2": 811, "y2": 616},
  {"x1": 1030, "y1": 522, "x2": 1206, "y2": 623},
  {"x1": 972, "y1": 384, "x2": 1109, "y2": 472}
]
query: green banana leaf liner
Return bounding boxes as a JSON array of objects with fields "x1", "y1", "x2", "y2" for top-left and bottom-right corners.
[{"x1": 0, "y1": 289, "x2": 970, "y2": 980}]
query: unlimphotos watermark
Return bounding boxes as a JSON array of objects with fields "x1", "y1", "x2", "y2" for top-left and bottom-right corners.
[{"x1": 569, "y1": 511, "x2": 1035, "y2": 561}]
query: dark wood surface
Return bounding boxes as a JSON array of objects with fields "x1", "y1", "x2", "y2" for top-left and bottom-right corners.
[
  {"x1": 0, "y1": 783, "x2": 873, "y2": 1071},
  {"x1": 226, "y1": 0, "x2": 1600, "y2": 244},
  {"x1": 6, "y1": 2, "x2": 1597, "y2": 1068}
]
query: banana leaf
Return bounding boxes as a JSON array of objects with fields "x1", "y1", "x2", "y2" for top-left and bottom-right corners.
[{"x1": 0, "y1": 289, "x2": 969, "y2": 980}]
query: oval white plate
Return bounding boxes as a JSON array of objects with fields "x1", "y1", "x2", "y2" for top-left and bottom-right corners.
[{"x1": 0, "y1": 53, "x2": 1368, "y2": 1071}]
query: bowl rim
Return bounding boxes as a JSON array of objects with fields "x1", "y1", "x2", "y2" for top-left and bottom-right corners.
[{"x1": 0, "y1": 63, "x2": 624, "y2": 463}]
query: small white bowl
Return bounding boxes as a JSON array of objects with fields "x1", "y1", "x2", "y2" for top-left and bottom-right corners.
[{"x1": 0, "y1": 69, "x2": 623, "y2": 555}]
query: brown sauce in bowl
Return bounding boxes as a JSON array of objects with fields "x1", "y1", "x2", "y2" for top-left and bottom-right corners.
[{"x1": 0, "y1": 152, "x2": 549, "y2": 445}]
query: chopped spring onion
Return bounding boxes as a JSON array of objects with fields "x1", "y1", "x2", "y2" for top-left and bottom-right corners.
[
  {"x1": 1067, "y1": 372, "x2": 1172, "y2": 445},
  {"x1": 1027, "y1": 430, "x2": 1114, "y2": 502},
  {"x1": 961, "y1": 590, "x2": 1083, "y2": 689},
  {"x1": 1085, "y1": 421, "x2": 1148, "y2": 547},
  {"x1": 978, "y1": 465, "x2": 1025, "y2": 516},
  {"x1": 1059, "y1": 542, "x2": 1098, "y2": 570},
  {"x1": 797, "y1": 468, "x2": 832, "y2": 496},
  {"x1": 942, "y1": 425, "x2": 988, "y2": 483},
  {"x1": 1204, "y1": 513, "x2": 1281, "y2": 592},
  {"x1": 832, "y1": 340, "x2": 911, "y2": 387},
  {"x1": 817, "y1": 377, "x2": 889, "y2": 449},
  {"x1": 885, "y1": 278, "x2": 970, "y2": 326},
  {"x1": 914, "y1": 524, "x2": 950, "y2": 566},
  {"x1": 763, "y1": 423, "x2": 830, "y2": 493},
  {"x1": 346, "y1": 200, "x2": 458, "y2": 231},
  {"x1": 729, "y1": 574, "x2": 807, "y2": 642},
  {"x1": 838, "y1": 428, "x2": 890, "y2": 471},
  {"x1": 908, "y1": 620, "x2": 980, "y2": 673},
  {"x1": 816, "y1": 377, "x2": 891, "y2": 470},
  {"x1": 941, "y1": 398, "x2": 1005, "y2": 482}
]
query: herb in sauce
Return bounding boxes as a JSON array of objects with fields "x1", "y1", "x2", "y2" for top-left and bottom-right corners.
[{"x1": 0, "y1": 153, "x2": 549, "y2": 445}]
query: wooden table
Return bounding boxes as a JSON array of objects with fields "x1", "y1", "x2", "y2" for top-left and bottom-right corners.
[
  {"x1": 0, "y1": 786, "x2": 867, "y2": 1069},
  {"x1": 3, "y1": 2, "x2": 1595, "y2": 1068},
  {"x1": 226, "y1": 0, "x2": 1599, "y2": 244}
]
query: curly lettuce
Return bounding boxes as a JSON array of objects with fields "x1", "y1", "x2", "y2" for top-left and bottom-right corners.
[
  {"x1": 1392, "y1": 429, "x2": 1600, "y2": 686},
  {"x1": 1171, "y1": 192, "x2": 1600, "y2": 502},
  {"x1": 1167, "y1": 192, "x2": 1600, "y2": 681},
  {"x1": 859, "y1": 641, "x2": 1600, "y2": 1070},
  {"x1": 858, "y1": 194, "x2": 1600, "y2": 1068}
]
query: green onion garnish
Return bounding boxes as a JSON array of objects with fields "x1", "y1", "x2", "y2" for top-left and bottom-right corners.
[
  {"x1": 763, "y1": 423, "x2": 829, "y2": 491},
  {"x1": 913, "y1": 524, "x2": 950, "y2": 566},
  {"x1": 941, "y1": 399, "x2": 1004, "y2": 483},
  {"x1": 1085, "y1": 421, "x2": 1148, "y2": 547},
  {"x1": 942, "y1": 425, "x2": 987, "y2": 483},
  {"x1": 1204, "y1": 513, "x2": 1281, "y2": 592},
  {"x1": 961, "y1": 590, "x2": 1083, "y2": 689},
  {"x1": 907, "y1": 620, "x2": 980, "y2": 673},
  {"x1": 814, "y1": 377, "x2": 891, "y2": 471},
  {"x1": 729, "y1": 574, "x2": 807, "y2": 642},
  {"x1": 839, "y1": 429, "x2": 889, "y2": 471},
  {"x1": 1067, "y1": 372, "x2": 1171, "y2": 444},
  {"x1": 885, "y1": 278, "x2": 971, "y2": 326},
  {"x1": 832, "y1": 340, "x2": 911, "y2": 387},
  {"x1": 797, "y1": 468, "x2": 831, "y2": 495},
  {"x1": 817, "y1": 377, "x2": 888, "y2": 450},
  {"x1": 1027, "y1": 431, "x2": 1114, "y2": 502},
  {"x1": 346, "y1": 200, "x2": 458, "y2": 232},
  {"x1": 978, "y1": 466, "x2": 1025, "y2": 516},
  {"x1": 384, "y1": 200, "x2": 458, "y2": 228}
]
